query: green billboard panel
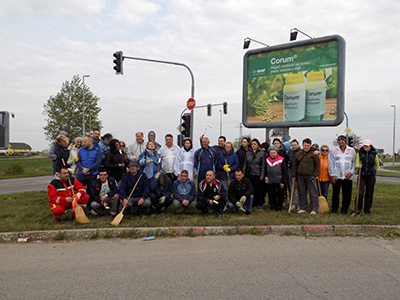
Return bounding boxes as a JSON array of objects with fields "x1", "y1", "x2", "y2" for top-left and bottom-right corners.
[{"x1": 242, "y1": 35, "x2": 345, "y2": 128}]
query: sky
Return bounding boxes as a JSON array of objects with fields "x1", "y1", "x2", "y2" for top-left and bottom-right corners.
[{"x1": 1, "y1": 0, "x2": 399, "y2": 153}]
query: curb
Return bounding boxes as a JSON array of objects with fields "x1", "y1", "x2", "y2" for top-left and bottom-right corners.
[{"x1": 1, "y1": 225, "x2": 400, "y2": 243}]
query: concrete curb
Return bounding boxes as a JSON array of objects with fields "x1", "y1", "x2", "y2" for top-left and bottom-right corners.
[{"x1": 1, "y1": 225, "x2": 400, "y2": 243}]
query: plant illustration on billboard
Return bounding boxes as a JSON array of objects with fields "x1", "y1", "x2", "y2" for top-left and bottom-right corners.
[{"x1": 243, "y1": 35, "x2": 345, "y2": 128}]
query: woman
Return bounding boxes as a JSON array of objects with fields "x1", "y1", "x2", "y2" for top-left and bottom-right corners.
[
  {"x1": 217, "y1": 142, "x2": 240, "y2": 192},
  {"x1": 138, "y1": 141, "x2": 160, "y2": 180},
  {"x1": 243, "y1": 138, "x2": 265, "y2": 211},
  {"x1": 55, "y1": 135, "x2": 72, "y2": 173},
  {"x1": 318, "y1": 144, "x2": 331, "y2": 200},
  {"x1": 104, "y1": 139, "x2": 126, "y2": 182},
  {"x1": 174, "y1": 138, "x2": 195, "y2": 181},
  {"x1": 353, "y1": 139, "x2": 379, "y2": 216},
  {"x1": 236, "y1": 137, "x2": 250, "y2": 169},
  {"x1": 265, "y1": 147, "x2": 287, "y2": 211},
  {"x1": 67, "y1": 137, "x2": 83, "y2": 176}
]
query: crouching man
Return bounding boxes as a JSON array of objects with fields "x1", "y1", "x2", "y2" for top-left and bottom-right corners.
[
  {"x1": 228, "y1": 168, "x2": 254, "y2": 216},
  {"x1": 48, "y1": 166, "x2": 89, "y2": 223},
  {"x1": 90, "y1": 169, "x2": 120, "y2": 217},
  {"x1": 149, "y1": 172, "x2": 173, "y2": 216},
  {"x1": 119, "y1": 161, "x2": 151, "y2": 217},
  {"x1": 197, "y1": 170, "x2": 226, "y2": 217},
  {"x1": 172, "y1": 170, "x2": 197, "y2": 214}
]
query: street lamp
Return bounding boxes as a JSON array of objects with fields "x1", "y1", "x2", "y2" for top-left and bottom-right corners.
[
  {"x1": 391, "y1": 105, "x2": 396, "y2": 167},
  {"x1": 82, "y1": 75, "x2": 90, "y2": 136},
  {"x1": 243, "y1": 37, "x2": 269, "y2": 49},
  {"x1": 289, "y1": 28, "x2": 314, "y2": 41},
  {"x1": 219, "y1": 110, "x2": 222, "y2": 136}
]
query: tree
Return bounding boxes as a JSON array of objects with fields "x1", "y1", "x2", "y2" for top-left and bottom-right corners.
[
  {"x1": 233, "y1": 134, "x2": 252, "y2": 150},
  {"x1": 43, "y1": 75, "x2": 102, "y2": 142}
]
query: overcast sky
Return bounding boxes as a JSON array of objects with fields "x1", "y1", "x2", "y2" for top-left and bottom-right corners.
[{"x1": 1, "y1": 0, "x2": 399, "y2": 153}]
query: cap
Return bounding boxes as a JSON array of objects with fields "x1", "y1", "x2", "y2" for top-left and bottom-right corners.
[
  {"x1": 363, "y1": 139, "x2": 372, "y2": 147},
  {"x1": 128, "y1": 161, "x2": 139, "y2": 167},
  {"x1": 337, "y1": 135, "x2": 346, "y2": 142},
  {"x1": 148, "y1": 131, "x2": 156, "y2": 138},
  {"x1": 60, "y1": 131, "x2": 69, "y2": 137},
  {"x1": 283, "y1": 142, "x2": 291, "y2": 150}
]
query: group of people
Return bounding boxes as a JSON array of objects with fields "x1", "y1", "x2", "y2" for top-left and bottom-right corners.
[{"x1": 47, "y1": 129, "x2": 379, "y2": 223}]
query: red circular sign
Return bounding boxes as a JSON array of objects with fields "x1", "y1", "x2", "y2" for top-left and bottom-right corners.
[{"x1": 186, "y1": 98, "x2": 196, "y2": 110}]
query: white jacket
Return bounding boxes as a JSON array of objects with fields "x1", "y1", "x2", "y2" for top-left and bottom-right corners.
[
  {"x1": 159, "y1": 144, "x2": 180, "y2": 174},
  {"x1": 328, "y1": 146, "x2": 356, "y2": 179},
  {"x1": 174, "y1": 148, "x2": 195, "y2": 180},
  {"x1": 127, "y1": 141, "x2": 146, "y2": 161}
]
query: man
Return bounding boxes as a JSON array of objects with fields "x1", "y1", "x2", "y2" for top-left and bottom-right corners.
[
  {"x1": 90, "y1": 169, "x2": 119, "y2": 217},
  {"x1": 197, "y1": 170, "x2": 226, "y2": 217},
  {"x1": 47, "y1": 166, "x2": 89, "y2": 223},
  {"x1": 148, "y1": 131, "x2": 161, "y2": 150},
  {"x1": 158, "y1": 134, "x2": 180, "y2": 182},
  {"x1": 292, "y1": 138, "x2": 320, "y2": 214},
  {"x1": 77, "y1": 135, "x2": 102, "y2": 206},
  {"x1": 92, "y1": 128, "x2": 101, "y2": 144},
  {"x1": 194, "y1": 137, "x2": 218, "y2": 184},
  {"x1": 119, "y1": 160, "x2": 151, "y2": 216},
  {"x1": 127, "y1": 131, "x2": 146, "y2": 161},
  {"x1": 173, "y1": 170, "x2": 197, "y2": 214},
  {"x1": 99, "y1": 133, "x2": 113, "y2": 162},
  {"x1": 227, "y1": 168, "x2": 253, "y2": 216},
  {"x1": 149, "y1": 172, "x2": 173, "y2": 216},
  {"x1": 329, "y1": 135, "x2": 356, "y2": 214},
  {"x1": 287, "y1": 139, "x2": 301, "y2": 211},
  {"x1": 212, "y1": 136, "x2": 226, "y2": 160},
  {"x1": 48, "y1": 130, "x2": 69, "y2": 176}
]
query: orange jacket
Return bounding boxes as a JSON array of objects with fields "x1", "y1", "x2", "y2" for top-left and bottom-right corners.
[
  {"x1": 48, "y1": 176, "x2": 87, "y2": 207},
  {"x1": 318, "y1": 154, "x2": 330, "y2": 181}
]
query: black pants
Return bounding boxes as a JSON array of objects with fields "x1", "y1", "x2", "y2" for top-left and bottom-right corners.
[
  {"x1": 331, "y1": 179, "x2": 352, "y2": 214},
  {"x1": 197, "y1": 198, "x2": 227, "y2": 215},
  {"x1": 355, "y1": 175, "x2": 376, "y2": 214},
  {"x1": 267, "y1": 183, "x2": 284, "y2": 211},
  {"x1": 248, "y1": 175, "x2": 265, "y2": 207}
]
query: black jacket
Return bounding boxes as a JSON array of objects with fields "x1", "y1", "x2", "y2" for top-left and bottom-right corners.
[
  {"x1": 104, "y1": 150, "x2": 126, "y2": 182},
  {"x1": 228, "y1": 177, "x2": 253, "y2": 203},
  {"x1": 92, "y1": 176, "x2": 119, "y2": 203}
]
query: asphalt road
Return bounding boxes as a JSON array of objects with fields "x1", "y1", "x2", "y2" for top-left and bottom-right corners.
[{"x1": 1, "y1": 236, "x2": 400, "y2": 300}]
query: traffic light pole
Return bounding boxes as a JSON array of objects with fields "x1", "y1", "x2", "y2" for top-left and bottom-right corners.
[{"x1": 123, "y1": 55, "x2": 195, "y2": 139}]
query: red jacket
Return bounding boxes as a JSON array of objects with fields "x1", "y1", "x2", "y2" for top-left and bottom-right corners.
[{"x1": 48, "y1": 176, "x2": 87, "y2": 207}]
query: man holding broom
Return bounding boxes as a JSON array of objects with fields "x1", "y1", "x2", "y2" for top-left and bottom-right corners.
[{"x1": 48, "y1": 166, "x2": 89, "y2": 223}]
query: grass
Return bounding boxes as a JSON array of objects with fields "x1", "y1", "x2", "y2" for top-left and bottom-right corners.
[
  {"x1": 384, "y1": 166, "x2": 400, "y2": 171},
  {"x1": 1, "y1": 182, "x2": 400, "y2": 233},
  {"x1": 0, "y1": 156, "x2": 53, "y2": 179},
  {"x1": 382, "y1": 158, "x2": 400, "y2": 163}
]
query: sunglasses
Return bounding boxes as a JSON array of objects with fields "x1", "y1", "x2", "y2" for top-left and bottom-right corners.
[{"x1": 321, "y1": 149, "x2": 329, "y2": 152}]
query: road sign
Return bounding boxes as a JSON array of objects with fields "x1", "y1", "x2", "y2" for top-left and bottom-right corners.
[
  {"x1": 187, "y1": 98, "x2": 196, "y2": 110},
  {"x1": 345, "y1": 127, "x2": 351, "y2": 134}
]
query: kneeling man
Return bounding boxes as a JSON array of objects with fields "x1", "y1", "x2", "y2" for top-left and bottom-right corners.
[
  {"x1": 228, "y1": 168, "x2": 254, "y2": 215},
  {"x1": 197, "y1": 170, "x2": 226, "y2": 217},
  {"x1": 173, "y1": 170, "x2": 197, "y2": 214},
  {"x1": 90, "y1": 169, "x2": 120, "y2": 217}
]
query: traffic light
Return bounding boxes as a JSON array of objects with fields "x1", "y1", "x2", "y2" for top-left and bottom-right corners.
[
  {"x1": 0, "y1": 111, "x2": 10, "y2": 150},
  {"x1": 181, "y1": 113, "x2": 191, "y2": 137},
  {"x1": 113, "y1": 51, "x2": 123, "y2": 75},
  {"x1": 207, "y1": 104, "x2": 212, "y2": 116},
  {"x1": 223, "y1": 102, "x2": 228, "y2": 114},
  {"x1": 348, "y1": 137, "x2": 354, "y2": 147}
]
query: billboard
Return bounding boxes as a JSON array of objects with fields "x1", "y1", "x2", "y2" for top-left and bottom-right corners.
[{"x1": 242, "y1": 35, "x2": 345, "y2": 128}]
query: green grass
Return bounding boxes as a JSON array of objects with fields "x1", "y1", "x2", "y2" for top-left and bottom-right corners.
[
  {"x1": 377, "y1": 171, "x2": 400, "y2": 178},
  {"x1": 0, "y1": 156, "x2": 53, "y2": 179},
  {"x1": 1, "y1": 182, "x2": 400, "y2": 233},
  {"x1": 384, "y1": 166, "x2": 400, "y2": 171},
  {"x1": 382, "y1": 157, "x2": 400, "y2": 163}
]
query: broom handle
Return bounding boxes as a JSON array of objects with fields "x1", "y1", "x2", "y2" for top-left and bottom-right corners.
[
  {"x1": 354, "y1": 165, "x2": 362, "y2": 217},
  {"x1": 225, "y1": 159, "x2": 230, "y2": 186},
  {"x1": 62, "y1": 158, "x2": 75, "y2": 197},
  {"x1": 124, "y1": 173, "x2": 143, "y2": 207},
  {"x1": 288, "y1": 180, "x2": 295, "y2": 213},
  {"x1": 317, "y1": 176, "x2": 322, "y2": 197}
]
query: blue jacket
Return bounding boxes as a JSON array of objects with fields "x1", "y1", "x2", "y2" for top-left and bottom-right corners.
[
  {"x1": 138, "y1": 149, "x2": 160, "y2": 179},
  {"x1": 119, "y1": 171, "x2": 149, "y2": 200},
  {"x1": 77, "y1": 144, "x2": 102, "y2": 176},
  {"x1": 173, "y1": 178, "x2": 196, "y2": 203},
  {"x1": 217, "y1": 149, "x2": 240, "y2": 180},
  {"x1": 194, "y1": 146, "x2": 217, "y2": 176},
  {"x1": 150, "y1": 177, "x2": 172, "y2": 199},
  {"x1": 99, "y1": 140, "x2": 110, "y2": 161}
]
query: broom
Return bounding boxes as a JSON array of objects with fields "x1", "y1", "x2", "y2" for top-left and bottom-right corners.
[
  {"x1": 110, "y1": 174, "x2": 143, "y2": 226},
  {"x1": 62, "y1": 159, "x2": 90, "y2": 224},
  {"x1": 288, "y1": 181, "x2": 295, "y2": 214},
  {"x1": 354, "y1": 165, "x2": 362, "y2": 217},
  {"x1": 317, "y1": 177, "x2": 330, "y2": 214}
]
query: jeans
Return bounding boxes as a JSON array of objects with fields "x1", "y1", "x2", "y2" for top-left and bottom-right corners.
[
  {"x1": 297, "y1": 176, "x2": 319, "y2": 212},
  {"x1": 319, "y1": 181, "x2": 330, "y2": 200},
  {"x1": 228, "y1": 195, "x2": 254, "y2": 213}
]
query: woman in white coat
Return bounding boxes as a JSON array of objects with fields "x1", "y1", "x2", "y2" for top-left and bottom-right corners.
[{"x1": 174, "y1": 139, "x2": 196, "y2": 181}]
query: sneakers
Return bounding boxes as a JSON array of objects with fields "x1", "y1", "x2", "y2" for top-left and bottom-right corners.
[
  {"x1": 310, "y1": 211, "x2": 317, "y2": 215},
  {"x1": 245, "y1": 210, "x2": 253, "y2": 217},
  {"x1": 297, "y1": 210, "x2": 306, "y2": 214},
  {"x1": 89, "y1": 209, "x2": 98, "y2": 216},
  {"x1": 290, "y1": 205, "x2": 296, "y2": 212}
]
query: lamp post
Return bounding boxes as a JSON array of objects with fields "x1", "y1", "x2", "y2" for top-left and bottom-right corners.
[
  {"x1": 219, "y1": 110, "x2": 222, "y2": 136},
  {"x1": 82, "y1": 75, "x2": 90, "y2": 136},
  {"x1": 391, "y1": 105, "x2": 396, "y2": 167}
]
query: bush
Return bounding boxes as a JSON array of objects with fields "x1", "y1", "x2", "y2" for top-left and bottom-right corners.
[{"x1": 4, "y1": 163, "x2": 24, "y2": 176}]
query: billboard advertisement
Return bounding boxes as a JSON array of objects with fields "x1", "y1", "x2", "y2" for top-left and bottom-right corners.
[{"x1": 242, "y1": 35, "x2": 345, "y2": 128}]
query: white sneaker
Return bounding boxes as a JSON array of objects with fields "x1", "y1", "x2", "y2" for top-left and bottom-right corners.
[
  {"x1": 297, "y1": 210, "x2": 306, "y2": 214},
  {"x1": 290, "y1": 205, "x2": 296, "y2": 212},
  {"x1": 310, "y1": 211, "x2": 317, "y2": 215}
]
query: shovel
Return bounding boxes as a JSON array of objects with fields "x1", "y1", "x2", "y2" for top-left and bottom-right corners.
[{"x1": 110, "y1": 174, "x2": 142, "y2": 226}]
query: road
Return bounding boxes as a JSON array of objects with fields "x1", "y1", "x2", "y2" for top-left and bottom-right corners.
[
  {"x1": 0, "y1": 175, "x2": 52, "y2": 195},
  {"x1": 1, "y1": 236, "x2": 400, "y2": 300}
]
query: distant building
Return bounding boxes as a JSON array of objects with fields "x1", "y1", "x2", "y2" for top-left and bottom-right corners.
[{"x1": 5, "y1": 143, "x2": 32, "y2": 155}]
